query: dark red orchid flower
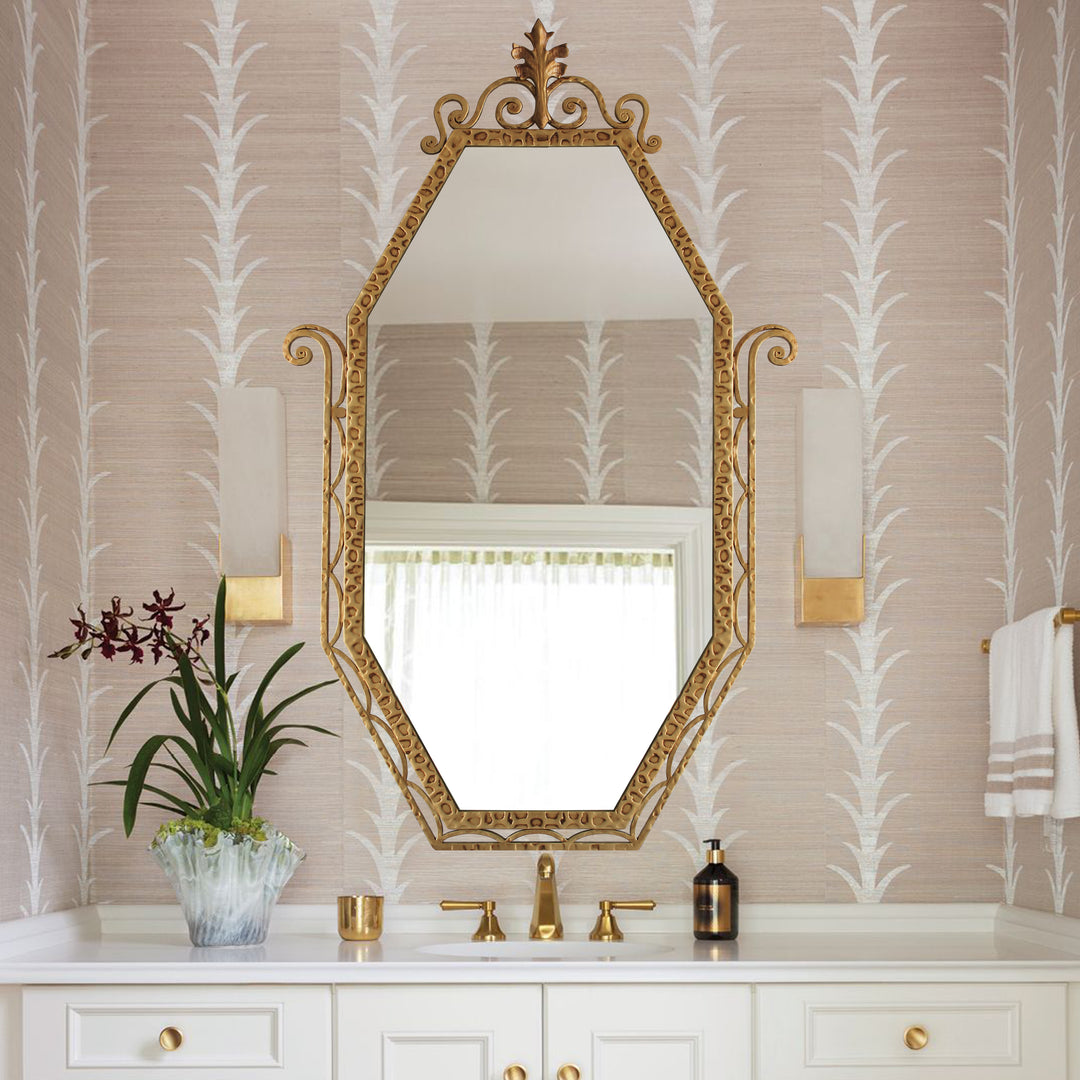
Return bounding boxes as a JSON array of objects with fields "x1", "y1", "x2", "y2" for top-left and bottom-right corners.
[
  {"x1": 48, "y1": 588, "x2": 209, "y2": 669},
  {"x1": 117, "y1": 626, "x2": 145, "y2": 665},
  {"x1": 142, "y1": 588, "x2": 185, "y2": 629}
]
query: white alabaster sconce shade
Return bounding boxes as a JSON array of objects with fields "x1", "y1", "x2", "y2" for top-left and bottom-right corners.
[
  {"x1": 218, "y1": 387, "x2": 291, "y2": 624},
  {"x1": 795, "y1": 388, "x2": 864, "y2": 626}
]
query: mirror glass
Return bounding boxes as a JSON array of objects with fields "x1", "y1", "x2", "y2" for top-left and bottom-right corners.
[{"x1": 364, "y1": 146, "x2": 713, "y2": 810}]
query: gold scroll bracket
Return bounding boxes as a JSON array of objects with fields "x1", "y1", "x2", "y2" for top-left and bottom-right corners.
[
  {"x1": 795, "y1": 535, "x2": 865, "y2": 627},
  {"x1": 224, "y1": 535, "x2": 291, "y2": 625}
]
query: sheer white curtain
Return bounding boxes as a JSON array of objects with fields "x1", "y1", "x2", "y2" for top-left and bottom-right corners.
[{"x1": 364, "y1": 548, "x2": 677, "y2": 809}]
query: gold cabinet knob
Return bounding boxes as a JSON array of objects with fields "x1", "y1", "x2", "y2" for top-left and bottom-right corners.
[
  {"x1": 557, "y1": 1066, "x2": 581, "y2": 1080},
  {"x1": 159, "y1": 1026, "x2": 184, "y2": 1051},
  {"x1": 503, "y1": 1066, "x2": 527, "y2": 1080},
  {"x1": 903, "y1": 1025, "x2": 929, "y2": 1051}
]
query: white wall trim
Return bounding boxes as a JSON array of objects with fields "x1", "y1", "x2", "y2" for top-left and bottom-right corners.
[
  {"x1": 995, "y1": 903, "x2": 1080, "y2": 956},
  {"x1": 0, "y1": 902, "x2": 1076, "y2": 955},
  {"x1": 77, "y1": 900, "x2": 1015, "y2": 939},
  {"x1": 0, "y1": 907, "x2": 98, "y2": 959}
]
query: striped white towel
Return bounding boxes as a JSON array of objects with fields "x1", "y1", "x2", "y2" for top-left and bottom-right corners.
[
  {"x1": 985, "y1": 608, "x2": 1058, "y2": 817},
  {"x1": 1050, "y1": 622, "x2": 1080, "y2": 819}
]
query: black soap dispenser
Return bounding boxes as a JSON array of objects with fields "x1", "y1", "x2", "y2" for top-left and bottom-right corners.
[{"x1": 693, "y1": 839, "x2": 738, "y2": 940}]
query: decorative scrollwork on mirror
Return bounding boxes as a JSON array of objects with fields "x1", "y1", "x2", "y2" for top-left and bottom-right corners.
[
  {"x1": 284, "y1": 23, "x2": 796, "y2": 850},
  {"x1": 420, "y1": 20, "x2": 660, "y2": 157}
]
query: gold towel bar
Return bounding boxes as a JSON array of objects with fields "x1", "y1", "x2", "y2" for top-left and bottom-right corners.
[{"x1": 981, "y1": 607, "x2": 1080, "y2": 653}]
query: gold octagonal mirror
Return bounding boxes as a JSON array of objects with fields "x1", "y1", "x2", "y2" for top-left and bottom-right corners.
[{"x1": 285, "y1": 22, "x2": 795, "y2": 849}]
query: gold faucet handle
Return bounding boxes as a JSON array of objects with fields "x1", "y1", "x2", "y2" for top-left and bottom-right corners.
[
  {"x1": 440, "y1": 899, "x2": 506, "y2": 942},
  {"x1": 589, "y1": 899, "x2": 656, "y2": 942}
]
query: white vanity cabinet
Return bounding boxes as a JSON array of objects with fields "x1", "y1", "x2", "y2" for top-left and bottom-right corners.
[
  {"x1": 8, "y1": 904, "x2": 1080, "y2": 1080},
  {"x1": 13, "y1": 978, "x2": 1079, "y2": 1080},
  {"x1": 336, "y1": 984, "x2": 749, "y2": 1080}
]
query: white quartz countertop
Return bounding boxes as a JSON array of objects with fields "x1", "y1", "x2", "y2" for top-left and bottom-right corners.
[{"x1": 3, "y1": 904, "x2": 1080, "y2": 985}]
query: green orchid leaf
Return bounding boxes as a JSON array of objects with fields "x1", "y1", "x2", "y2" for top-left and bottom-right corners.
[
  {"x1": 213, "y1": 577, "x2": 227, "y2": 688},
  {"x1": 168, "y1": 689, "x2": 212, "y2": 765},
  {"x1": 141, "y1": 801, "x2": 193, "y2": 816},
  {"x1": 264, "y1": 723, "x2": 338, "y2": 741},
  {"x1": 264, "y1": 736, "x2": 308, "y2": 760},
  {"x1": 140, "y1": 783, "x2": 197, "y2": 816},
  {"x1": 154, "y1": 753, "x2": 206, "y2": 804},
  {"x1": 122, "y1": 735, "x2": 176, "y2": 836},
  {"x1": 105, "y1": 677, "x2": 172, "y2": 753},
  {"x1": 243, "y1": 642, "x2": 304, "y2": 749},
  {"x1": 175, "y1": 650, "x2": 219, "y2": 756},
  {"x1": 254, "y1": 680, "x2": 338, "y2": 741}
]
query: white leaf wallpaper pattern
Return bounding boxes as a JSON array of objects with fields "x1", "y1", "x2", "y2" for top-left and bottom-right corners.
[
  {"x1": 69, "y1": 0, "x2": 111, "y2": 907},
  {"x1": 1044, "y1": 0, "x2": 1075, "y2": 915},
  {"x1": 1002, "y1": 0, "x2": 1080, "y2": 919},
  {"x1": 346, "y1": 0, "x2": 422, "y2": 504},
  {"x1": 566, "y1": 321, "x2": 623, "y2": 505},
  {"x1": 0, "y1": 0, "x2": 1076, "y2": 919},
  {"x1": 984, "y1": 0, "x2": 1024, "y2": 628},
  {"x1": 453, "y1": 322, "x2": 510, "y2": 504},
  {"x1": 984, "y1": 0, "x2": 1028, "y2": 909},
  {"x1": 2, "y1": 0, "x2": 93, "y2": 921},
  {"x1": 667, "y1": 0, "x2": 747, "y2": 866},
  {"x1": 184, "y1": 0, "x2": 268, "y2": 571},
  {"x1": 180, "y1": 0, "x2": 270, "y2": 758},
  {"x1": 823, "y1": 0, "x2": 912, "y2": 902},
  {"x1": 15, "y1": 0, "x2": 51, "y2": 918}
]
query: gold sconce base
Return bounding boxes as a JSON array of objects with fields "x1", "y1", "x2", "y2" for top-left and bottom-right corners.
[
  {"x1": 795, "y1": 536, "x2": 864, "y2": 627},
  {"x1": 224, "y1": 535, "x2": 291, "y2": 625}
]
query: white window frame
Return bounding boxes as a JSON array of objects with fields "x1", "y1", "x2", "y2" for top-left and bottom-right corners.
[{"x1": 364, "y1": 501, "x2": 711, "y2": 684}]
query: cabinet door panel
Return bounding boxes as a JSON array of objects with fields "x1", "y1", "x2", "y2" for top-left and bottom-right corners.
[
  {"x1": 545, "y1": 984, "x2": 751, "y2": 1080},
  {"x1": 336, "y1": 985, "x2": 542, "y2": 1080}
]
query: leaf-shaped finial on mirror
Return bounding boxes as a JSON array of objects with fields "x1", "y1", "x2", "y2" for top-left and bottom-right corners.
[{"x1": 511, "y1": 20, "x2": 569, "y2": 129}]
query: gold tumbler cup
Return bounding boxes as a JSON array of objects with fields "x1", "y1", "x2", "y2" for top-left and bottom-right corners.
[{"x1": 338, "y1": 894, "x2": 384, "y2": 941}]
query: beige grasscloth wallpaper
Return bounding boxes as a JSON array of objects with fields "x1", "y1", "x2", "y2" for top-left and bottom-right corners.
[{"x1": 2, "y1": 0, "x2": 1078, "y2": 921}]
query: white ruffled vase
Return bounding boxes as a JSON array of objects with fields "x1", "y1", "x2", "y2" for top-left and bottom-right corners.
[{"x1": 151, "y1": 827, "x2": 304, "y2": 947}]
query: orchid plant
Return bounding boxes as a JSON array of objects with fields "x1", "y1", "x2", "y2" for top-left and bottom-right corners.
[{"x1": 51, "y1": 578, "x2": 336, "y2": 838}]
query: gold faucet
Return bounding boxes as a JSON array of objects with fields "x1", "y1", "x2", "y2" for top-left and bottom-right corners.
[{"x1": 529, "y1": 854, "x2": 563, "y2": 940}]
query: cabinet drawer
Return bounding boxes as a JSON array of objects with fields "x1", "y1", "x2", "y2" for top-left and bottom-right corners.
[
  {"x1": 22, "y1": 985, "x2": 331, "y2": 1079},
  {"x1": 756, "y1": 984, "x2": 1066, "y2": 1079}
]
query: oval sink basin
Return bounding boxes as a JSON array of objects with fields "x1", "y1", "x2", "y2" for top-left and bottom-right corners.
[{"x1": 419, "y1": 940, "x2": 672, "y2": 961}]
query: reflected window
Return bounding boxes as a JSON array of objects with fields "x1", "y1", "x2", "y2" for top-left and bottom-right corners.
[{"x1": 364, "y1": 546, "x2": 677, "y2": 809}]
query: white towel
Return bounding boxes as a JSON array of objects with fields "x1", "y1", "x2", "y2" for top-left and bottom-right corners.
[
  {"x1": 985, "y1": 608, "x2": 1057, "y2": 817},
  {"x1": 1050, "y1": 623, "x2": 1080, "y2": 819}
]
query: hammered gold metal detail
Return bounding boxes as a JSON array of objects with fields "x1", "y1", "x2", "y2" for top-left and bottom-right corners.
[
  {"x1": 284, "y1": 24, "x2": 796, "y2": 850},
  {"x1": 337, "y1": 894, "x2": 384, "y2": 941},
  {"x1": 420, "y1": 20, "x2": 659, "y2": 156}
]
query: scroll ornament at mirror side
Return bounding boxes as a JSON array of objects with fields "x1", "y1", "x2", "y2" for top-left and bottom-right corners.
[{"x1": 284, "y1": 22, "x2": 796, "y2": 849}]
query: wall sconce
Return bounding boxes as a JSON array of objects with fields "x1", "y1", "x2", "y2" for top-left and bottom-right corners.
[
  {"x1": 218, "y1": 387, "x2": 290, "y2": 624},
  {"x1": 795, "y1": 388, "x2": 864, "y2": 626}
]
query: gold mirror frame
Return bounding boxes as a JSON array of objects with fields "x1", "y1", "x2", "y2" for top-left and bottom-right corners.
[{"x1": 284, "y1": 21, "x2": 796, "y2": 850}]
